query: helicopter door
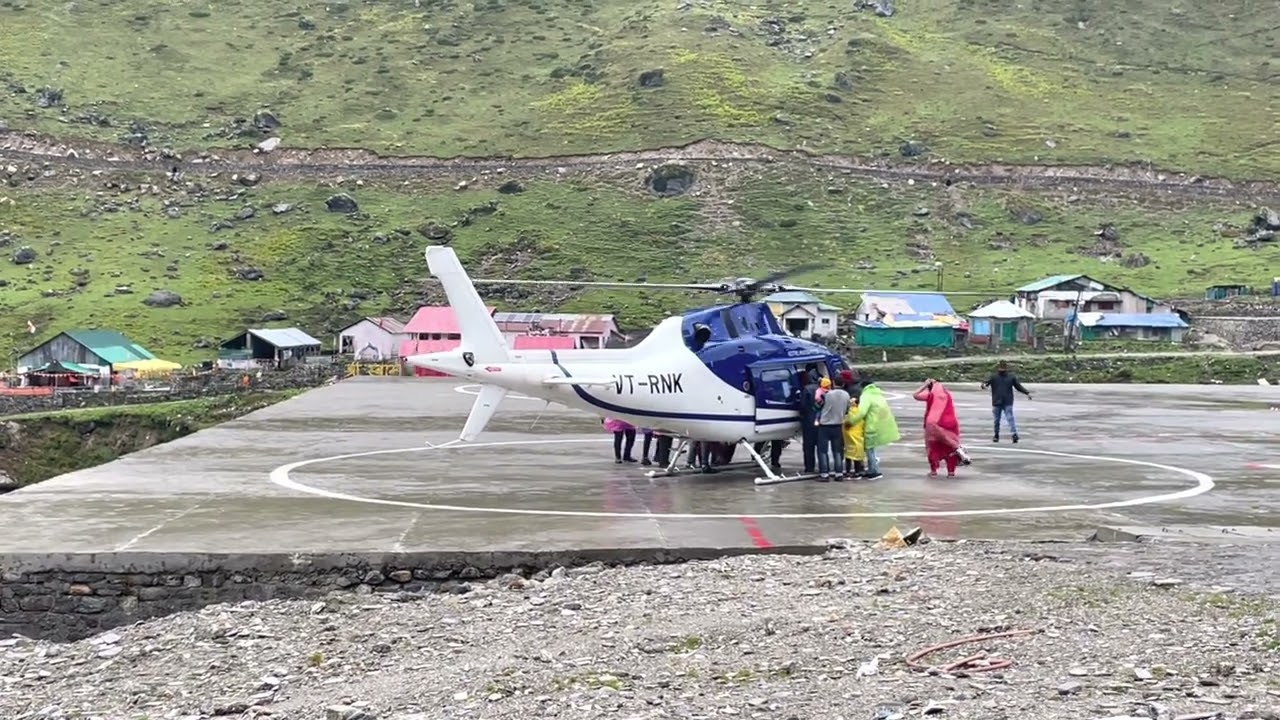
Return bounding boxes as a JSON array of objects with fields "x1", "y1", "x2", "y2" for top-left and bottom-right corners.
[{"x1": 750, "y1": 365, "x2": 800, "y2": 432}]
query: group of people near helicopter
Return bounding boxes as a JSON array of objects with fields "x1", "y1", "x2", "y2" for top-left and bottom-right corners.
[{"x1": 602, "y1": 361, "x2": 1032, "y2": 481}]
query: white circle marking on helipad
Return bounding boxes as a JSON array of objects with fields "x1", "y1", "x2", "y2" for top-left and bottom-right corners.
[
  {"x1": 268, "y1": 439, "x2": 1214, "y2": 520},
  {"x1": 454, "y1": 384, "x2": 540, "y2": 401}
]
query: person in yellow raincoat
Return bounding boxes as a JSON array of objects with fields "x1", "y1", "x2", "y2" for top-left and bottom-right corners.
[{"x1": 842, "y1": 395, "x2": 867, "y2": 478}]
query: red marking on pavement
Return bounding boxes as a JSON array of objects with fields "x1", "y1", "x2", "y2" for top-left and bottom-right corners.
[
  {"x1": 484, "y1": 366, "x2": 502, "y2": 372},
  {"x1": 738, "y1": 517, "x2": 773, "y2": 549}
]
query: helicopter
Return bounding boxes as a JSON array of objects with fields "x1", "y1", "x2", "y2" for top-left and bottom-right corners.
[{"x1": 405, "y1": 246, "x2": 989, "y2": 485}]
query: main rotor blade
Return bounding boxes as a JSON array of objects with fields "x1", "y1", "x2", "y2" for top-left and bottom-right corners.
[
  {"x1": 747, "y1": 262, "x2": 826, "y2": 290},
  {"x1": 782, "y1": 285, "x2": 997, "y2": 296},
  {"x1": 466, "y1": 279, "x2": 725, "y2": 291}
]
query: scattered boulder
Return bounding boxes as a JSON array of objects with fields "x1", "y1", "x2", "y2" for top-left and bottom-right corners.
[
  {"x1": 237, "y1": 173, "x2": 261, "y2": 187},
  {"x1": 209, "y1": 241, "x2": 229, "y2": 251},
  {"x1": 253, "y1": 109, "x2": 281, "y2": 131},
  {"x1": 256, "y1": 137, "x2": 281, "y2": 153},
  {"x1": 1121, "y1": 252, "x2": 1152, "y2": 268},
  {"x1": 646, "y1": 164, "x2": 696, "y2": 197},
  {"x1": 1012, "y1": 208, "x2": 1043, "y2": 225},
  {"x1": 1240, "y1": 207, "x2": 1280, "y2": 246},
  {"x1": 899, "y1": 141, "x2": 927, "y2": 158},
  {"x1": 1095, "y1": 223, "x2": 1120, "y2": 242},
  {"x1": 638, "y1": 68, "x2": 665, "y2": 88},
  {"x1": 35, "y1": 86, "x2": 63, "y2": 108},
  {"x1": 262, "y1": 310, "x2": 288, "y2": 322},
  {"x1": 272, "y1": 203, "x2": 294, "y2": 215},
  {"x1": 325, "y1": 194, "x2": 359, "y2": 213},
  {"x1": 11, "y1": 246, "x2": 36, "y2": 265},
  {"x1": 235, "y1": 267, "x2": 265, "y2": 281},
  {"x1": 143, "y1": 290, "x2": 184, "y2": 308},
  {"x1": 417, "y1": 223, "x2": 452, "y2": 242},
  {"x1": 497, "y1": 180, "x2": 524, "y2": 194},
  {"x1": 833, "y1": 71, "x2": 854, "y2": 91},
  {"x1": 856, "y1": 0, "x2": 895, "y2": 17},
  {"x1": 235, "y1": 206, "x2": 256, "y2": 220}
]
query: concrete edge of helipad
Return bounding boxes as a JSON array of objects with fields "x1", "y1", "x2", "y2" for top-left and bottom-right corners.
[{"x1": 1090, "y1": 525, "x2": 1280, "y2": 544}]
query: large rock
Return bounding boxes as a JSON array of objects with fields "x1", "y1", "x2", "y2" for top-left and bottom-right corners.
[
  {"x1": 325, "y1": 193, "x2": 359, "y2": 213},
  {"x1": 646, "y1": 164, "x2": 695, "y2": 197},
  {"x1": 11, "y1": 246, "x2": 36, "y2": 264},
  {"x1": 143, "y1": 290, "x2": 183, "y2": 308}
]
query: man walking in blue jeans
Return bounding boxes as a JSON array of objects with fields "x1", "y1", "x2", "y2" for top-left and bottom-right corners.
[{"x1": 981, "y1": 360, "x2": 1031, "y2": 442}]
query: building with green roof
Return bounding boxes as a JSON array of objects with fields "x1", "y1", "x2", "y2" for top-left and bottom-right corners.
[{"x1": 16, "y1": 329, "x2": 158, "y2": 370}]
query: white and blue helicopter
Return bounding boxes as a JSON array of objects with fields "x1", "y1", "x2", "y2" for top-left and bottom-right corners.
[{"x1": 406, "y1": 246, "x2": 985, "y2": 485}]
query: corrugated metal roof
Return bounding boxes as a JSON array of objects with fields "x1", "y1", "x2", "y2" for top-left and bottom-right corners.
[
  {"x1": 860, "y1": 293, "x2": 959, "y2": 326},
  {"x1": 1076, "y1": 312, "x2": 1188, "y2": 329},
  {"x1": 513, "y1": 335, "x2": 577, "y2": 350},
  {"x1": 341, "y1": 316, "x2": 406, "y2": 334},
  {"x1": 968, "y1": 300, "x2": 1035, "y2": 320},
  {"x1": 405, "y1": 306, "x2": 496, "y2": 335},
  {"x1": 763, "y1": 291, "x2": 820, "y2": 304},
  {"x1": 493, "y1": 312, "x2": 619, "y2": 336},
  {"x1": 248, "y1": 328, "x2": 322, "y2": 348},
  {"x1": 1016, "y1": 274, "x2": 1085, "y2": 293},
  {"x1": 64, "y1": 329, "x2": 157, "y2": 364}
]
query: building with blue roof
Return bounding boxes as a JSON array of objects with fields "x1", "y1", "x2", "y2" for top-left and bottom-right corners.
[{"x1": 1069, "y1": 311, "x2": 1189, "y2": 342}]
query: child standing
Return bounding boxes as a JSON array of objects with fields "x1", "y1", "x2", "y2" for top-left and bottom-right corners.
[{"x1": 843, "y1": 396, "x2": 867, "y2": 477}]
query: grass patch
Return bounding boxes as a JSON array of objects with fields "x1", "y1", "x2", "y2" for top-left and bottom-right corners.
[
  {"x1": 1, "y1": 168, "x2": 1276, "y2": 364},
  {"x1": 0, "y1": 390, "x2": 298, "y2": 485},
  {"x1": 0, "y1": 0, "x2": 1274, "y2": 177}
]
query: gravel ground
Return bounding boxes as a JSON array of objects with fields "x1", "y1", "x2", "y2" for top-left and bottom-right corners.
[{"x1": 3, "y1": 541, "x2": 1278, "y2": 720}]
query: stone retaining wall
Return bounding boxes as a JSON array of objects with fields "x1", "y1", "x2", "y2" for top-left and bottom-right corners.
[
  {"x1": 1192, "y1": 317, "x2": 1280, "y2": 348},
  {"x1": 0, "y1": 364, "x2": 342, "y2": 417},
  {"x1": 0, "y1": 548, "x2": 823, "y2": 642}
]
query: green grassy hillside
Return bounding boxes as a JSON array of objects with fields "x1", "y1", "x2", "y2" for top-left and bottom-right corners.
[
  {"x1": 0, "y1": 0, "x2": 1275, "y2": 177},
  {"x1": 2, "y1": 166, "x2": 1275, "y2": 364}
]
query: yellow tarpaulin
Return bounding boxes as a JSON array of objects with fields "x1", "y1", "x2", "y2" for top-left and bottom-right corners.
[{"x1": 114, "y1": 358, "x2": 181, "y2": 374}]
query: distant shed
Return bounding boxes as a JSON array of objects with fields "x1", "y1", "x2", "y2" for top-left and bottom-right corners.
[
  {"x1": 218, "y1": 327, "x2": 324, "y2": 369},
  {"x1": 17, "y1": 329, "x2": 157, "y2": 371}
]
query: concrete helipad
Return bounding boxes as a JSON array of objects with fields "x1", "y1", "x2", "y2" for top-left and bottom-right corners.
[{"x1": 0, "y1": 376, "x2": 1275, "y2": 554}]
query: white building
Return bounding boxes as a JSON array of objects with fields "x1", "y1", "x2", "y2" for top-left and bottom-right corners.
[
  {"x1": 763, "y1": 291, "x2": 841, "y2": 338},
  {"x1": 1014, "y1": 274, "x2": 1173, "y2": 320},
  {"x1": 335, "y1": 317, "x2": 407, "y2": 361}
]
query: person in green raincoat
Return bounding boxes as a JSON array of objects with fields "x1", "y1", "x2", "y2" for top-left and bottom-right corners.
[{"x1": 845, "y1": 375, "x2": 899, "y2": 479}]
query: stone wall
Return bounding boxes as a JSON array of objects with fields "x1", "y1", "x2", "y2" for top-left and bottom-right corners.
[
  {"x1": 0, "y1": 547, "x2": 823, "y2": 642},
  {"x1": 0, "y1": 363, "x2": 342, "y2": 417},
  {"x1": 1191, "y1": 317, "x2": 1280, "y2": 349}
]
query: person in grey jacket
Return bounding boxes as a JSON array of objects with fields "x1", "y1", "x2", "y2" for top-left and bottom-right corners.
[{"x1": 814, "y1": 377, "x2": 851, "y2": 481}]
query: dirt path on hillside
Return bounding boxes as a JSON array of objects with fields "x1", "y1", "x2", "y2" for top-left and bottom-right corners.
[
  {"x1": 3, "y1": 131, "x2": 1278, "y2": 201},
  {"x1": 873, "y1": 349, "x2": 1280, "y2": 368}
]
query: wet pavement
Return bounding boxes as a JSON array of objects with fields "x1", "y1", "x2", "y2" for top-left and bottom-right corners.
[{"x1": 0, "y1": 377, "x2": 1276, "y2": 554}]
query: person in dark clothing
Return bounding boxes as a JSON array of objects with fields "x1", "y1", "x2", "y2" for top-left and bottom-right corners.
[
  {"x1": 639, "y1": 428, "x2": 654, "y2": 465},
  {"x1": 980, "y1": 360, "x2": 1032, "y2": 442},
  {"x1": 653, "y1": 432, "x2": 673, "y2": 467},
  {"x1": 797, "y1": 366, "x2": 822, "y2": 474}
]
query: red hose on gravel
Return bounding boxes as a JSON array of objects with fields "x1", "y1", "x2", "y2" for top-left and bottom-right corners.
[{"x1": 906, "y1": 629, "x2": 1037, "y2": 673}]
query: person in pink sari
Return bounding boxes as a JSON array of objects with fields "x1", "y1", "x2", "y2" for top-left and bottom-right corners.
[
  {"x1": 912, "y1": 379, "x2": 971, "y2": 477},
  {"x1": 602, "y1": 417, "x2": 638, "y2": 464}
]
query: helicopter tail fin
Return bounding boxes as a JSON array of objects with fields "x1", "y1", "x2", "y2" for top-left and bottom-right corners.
[
  {"x1": 426, "y1": 246, "x2": 510, "y2": 365},
  {"x1": 426, "y1": 246, "x2": 512, "y2": 442}
]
